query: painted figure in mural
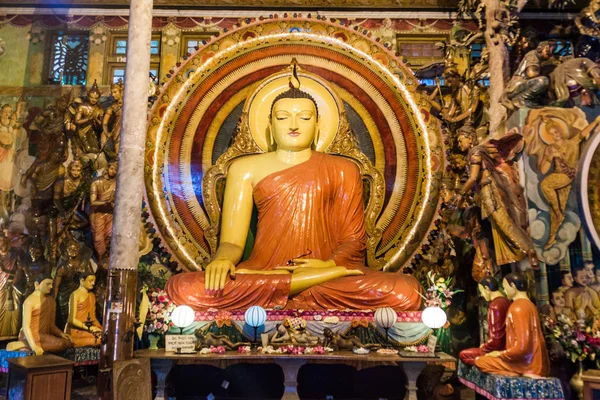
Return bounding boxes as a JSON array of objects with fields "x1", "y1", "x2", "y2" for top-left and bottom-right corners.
[
  {"x1": 90, "y1": 160, "x2": 117, "y2": 260},
  {"x1": 101, "y1": 82, "x2": 123, "y2": 161},
  {"x1": 65, "y1": 272, "x2": 102, "y2": 347},
  {"x1": 71, "y1": 81, "x2": 104, "y2": 166},
  {"x1": 0, "y1": 233, "x2": 22, "y2": 338},
  {"x1": 475, "y1": 273, "x2": 550, "y2": 377},
  {"x1": 523, "y1": 110, "x2": 600, "y2": 249},
  {"x1": 21, "y1": 146, "x2": 65, "y2": 215},
  {"x1": 565, "y1": 265, "x2": 600, "y2": 318},
  {"x1": 0, "y1": 104, "x2": 29, "y2": 219},
  {"x1": 549, "y1": 290, "x2": 576, "y2": 321},
  {"x1": 14, "y1": 240, "x2": 51, "y2": 298},
  {"x1": 558, "y1": 270, "x2": 574, "y2": 293},
  {"x1": 459, "y1": 276, "x2": 510, "y2": 366},
  {"x1": 589, "y1": 264, "x2": 600, "y2": 294},
  {"x1": 502, "y1": 41, "x2": 556, "y2": 110},
  {"x1": 53, "y1": 238, "x2": 94, "y2": 330},
  {"x1": 166, "y1": 86, "x2": 422, "y2": 311},
  {"x1": 453, "y1": 130, "x2": 538, "y2": 268},
  {"x1": 550, "y1": 57, "x2": 600, "y2": 106},
  {"x1": 18, "y1": 275, "x2": 73, "y2": 355}
]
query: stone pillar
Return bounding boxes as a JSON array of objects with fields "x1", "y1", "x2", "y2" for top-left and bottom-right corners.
[{"x1": 98, "y1": 0, "x2": 153, "y2": 397}]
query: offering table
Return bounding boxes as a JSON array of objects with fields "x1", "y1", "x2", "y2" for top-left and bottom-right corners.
[{"x1": 135, "y1": 348, "x2": 455, "y2": 400}]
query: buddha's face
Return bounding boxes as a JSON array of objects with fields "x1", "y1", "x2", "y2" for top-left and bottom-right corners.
[
  {"x1": 36, "y1": 278, "x2": 53, "y2": 295},
  {"x1": 81, "y1": 275, "x2": 96, "y2": 291},
  {"x1": 552, "y1": 291, "x2": 565, "y2": 307},
  {"x1": 270, "y1": 98, "x2": 318, "y2": 152}
]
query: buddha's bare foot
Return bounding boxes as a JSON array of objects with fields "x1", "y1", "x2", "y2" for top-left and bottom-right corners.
[{"x1": 345, "y1": 269, "x2": 364, "y2": 276}]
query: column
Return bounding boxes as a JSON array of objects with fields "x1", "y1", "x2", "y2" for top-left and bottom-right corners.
[{"x1": 98, "y1": 0, "x2": 153, "y2": 397}]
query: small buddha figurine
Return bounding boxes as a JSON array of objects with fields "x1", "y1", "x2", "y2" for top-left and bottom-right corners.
[
  {"x1": 18, "y1": 275, "x2": 73, "y2": 355},
  {"x1": 166, "y1": 77, "x2": 422, "y2": 311},
  {"x1": 475, "y1": 273, "x2": 550, "y2": 377},
  {"x1": 65, "y1": 272, "x2": 102, "y2": 347},
  {"x1": 459, "y1": 276, "x2": 510, "y2": 366}
]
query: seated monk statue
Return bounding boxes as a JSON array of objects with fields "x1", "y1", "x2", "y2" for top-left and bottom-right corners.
[
  {"x1": 459, "y1": 276, "x2": 510, "y2": 366},
  {"x1": 475, "y1": 273, "x2": 549, "y2": 377},
  {"x1": 18, "y1": 275, "x2": 73, "y2": 355},
  {"x1": 166, "y1": 82, "x2": 422, "y2": 311},
  {"x1": 65, "y1": 272, "x2": 102, "y2": 347}
]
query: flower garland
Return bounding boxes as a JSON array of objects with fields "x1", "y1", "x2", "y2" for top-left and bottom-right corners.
[
  {"x1": 144, "y1": 288, "x2": 176, "y2": 336},
  {"x1": 544, "y1": 313, "x2": 600, "y2": 364}
]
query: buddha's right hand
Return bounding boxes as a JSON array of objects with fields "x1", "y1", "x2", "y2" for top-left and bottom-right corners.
[{"x1": 204, "y1": 258, "x2": 236, "y2": 295}]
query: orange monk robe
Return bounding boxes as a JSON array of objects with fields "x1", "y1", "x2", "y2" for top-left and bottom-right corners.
[
  {"x1": 18, "y1": 297, "x2": 72, "y2": 353},
  {"x1": 475, "y1": 298, "x2": 550, "y2": 377},
  {"x1": 166, "y1": 152, "x2": 422, "y2": 311},
  {"x1": 66, "y1": 292, "x2": 101, "y2": 347}
]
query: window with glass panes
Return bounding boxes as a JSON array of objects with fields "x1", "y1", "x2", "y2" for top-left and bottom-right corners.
[
  {"x1": 105, "y1": 33, "x2": 161, "y2": 84},
  {"x1": 48, "y1": 32, "x2": 89, "y2": 85}
]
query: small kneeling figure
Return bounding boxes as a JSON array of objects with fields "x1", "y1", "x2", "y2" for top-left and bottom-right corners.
[
  {"x1": 66, "y1": 272, "x2": 102, "y2": 347},
  {"x1": 475, "y1": 272, "x2": 549, "y2": 377},
  {"x1": 19, "y1": 275, "x2": 73, "y2": 355}
]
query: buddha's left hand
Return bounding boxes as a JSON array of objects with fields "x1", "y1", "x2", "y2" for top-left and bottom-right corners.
[{"x1": 275, "y1": 259, "x2": 336, "y2": 270}]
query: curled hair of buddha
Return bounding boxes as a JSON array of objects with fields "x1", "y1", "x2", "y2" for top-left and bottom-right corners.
[
  {"x1": 270, "y1": 87, "x2": 319, "y2": 119},
  {"x1": 479, "y1": 276, "x2": 499, "y2": 292},
  {"x1": 504, "y1": 272, "x2": 528, "y2": 291},
  {"x1": 78, "y1": 271, "x2": 94, "y2": 281},
  {"x1": 35, "y1": 274, "x2": 52, "y2": 284}
]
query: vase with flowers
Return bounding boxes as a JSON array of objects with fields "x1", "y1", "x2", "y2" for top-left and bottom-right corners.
[
  {"x1": 143, "y1": 287, "x2": 176, "y2": 350},
  {"x1": 420, "y1": 272, "x2": 463, "y2": 353}
]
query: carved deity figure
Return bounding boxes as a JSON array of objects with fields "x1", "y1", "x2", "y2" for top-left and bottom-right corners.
[
  {"x1": 21, "y1": 147, "x2": 65, "y2": 215},
  {"x1": 53, "y1": 238, "x2": 93, "y2": 330},
  {"x1": 53, "y1": 159, "x2": 88, "y2": 232},
  {"x1": 101, "y1": 82, "x2": 123, "y2": 161},
  {"x1": 565, "y1": 266, "x2": 600, "y2": 318},
  {"x1": 14, "y1": 240, "x2": 51, "y2": 298},
  {"x1": 30, "y1": 95, "x2": 69, "y2": 161},
  {"x1": 65, "y1": 272, "x2": 102, "y2": 347},
  {"x1": 454, "y1": 130, "x2": 538, "y2": 268},
  {"x1": 90, "y1": 160, "x2": 117, "y2": 259},
  {"x1": 523, "y1": 110, "x2": 600, "y2": 249},
  {"x1": 550, "y1": 57, "x2": 600, "y2": 106},
  {"x1": 18, "y1": 275, "x2": 73, "y2": 355},
  {"x1": 475, "y1": 273, "x2": 550, "y2": 377},
  {"x1": 502, "y1": 41, "x2": 556, "y2": 110},
  {"x1": 166, "y1": 76, "x2": 422, "y2": 311},
  {"x1": 459, "y1": 276, "x2": 510, "y2": 366},
  {"x1": 0, "y1": 234, "x2": 22, "y2": 337},
  {"x1": 71, "y1": 82, "x2": 104, "y2": 166}
]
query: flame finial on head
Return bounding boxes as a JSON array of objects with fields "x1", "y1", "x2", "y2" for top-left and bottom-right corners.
[{"x1": 289, "y1": 58, "x2": 301, "y2": 89}]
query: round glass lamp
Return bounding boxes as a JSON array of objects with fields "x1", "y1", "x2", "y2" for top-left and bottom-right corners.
[
  {"x1": 244, "y1": 306, "x2": 267, "y2": 343},
  {"x1": 421, "y1": 306, "x2": 447, "y2": 329},
  {"x1": 171, "y1": 305, "x2": 195, "y2": 334},
  {"x1": 374, "y1": 307, "x2": 397, "y2": 346}
]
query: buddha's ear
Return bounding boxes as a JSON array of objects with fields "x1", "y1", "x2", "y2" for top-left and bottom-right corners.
[
  {"x1": 313, "y1": 127, "x2": 320, "y2": 149},
  {"x1": 267, "y1": 124, "x2": 275, "y2": 148}
]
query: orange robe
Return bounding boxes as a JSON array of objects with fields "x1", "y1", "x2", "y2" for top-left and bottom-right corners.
[
  {"x1": 18, "y1": 297, "x2": 72, "y2": 353},
  {"x1": 65, "y1": 292, "x2": 101, "y2": 347},
  {"x1": 166, "y1": 152, "x2": 422, "y2": 311},
  {"x1": 475, "y1": 298, "x2": 549, "y2": 377}
]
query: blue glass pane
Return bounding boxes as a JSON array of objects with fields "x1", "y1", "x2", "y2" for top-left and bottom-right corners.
[{"x1": 150, "y1": 40, "x2": 160, "y2": 55}]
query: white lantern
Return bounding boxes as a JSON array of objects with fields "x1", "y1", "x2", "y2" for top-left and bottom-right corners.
[
  {"x1": 374, "y1": 307, "x2": 397, "y2": 329},
  {"x1": 171, "y1": 305, "x2": 195, "y2": 334},
  {"x1": 244, "y1": 306, "x2": 267, "y2": 343},
  {"x1": 421, "y1": 306, "x2": 447, "y2": 329}
]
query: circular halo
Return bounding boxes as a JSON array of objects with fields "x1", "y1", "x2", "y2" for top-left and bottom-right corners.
[
  {"x1": 246, "y1": 71, "x2": 341, "y2": 152},
  {"x1": 539, "y1": 118, "x2": 568, "y2": 145}
]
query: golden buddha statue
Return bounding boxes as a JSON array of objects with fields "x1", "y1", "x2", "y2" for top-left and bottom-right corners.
[
  {"x1": 65, "y1": 272, "x2": 102, "y2": 347},
  {"x1": 166, "y1": 65, "x2": 422, "y2": 311}
]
